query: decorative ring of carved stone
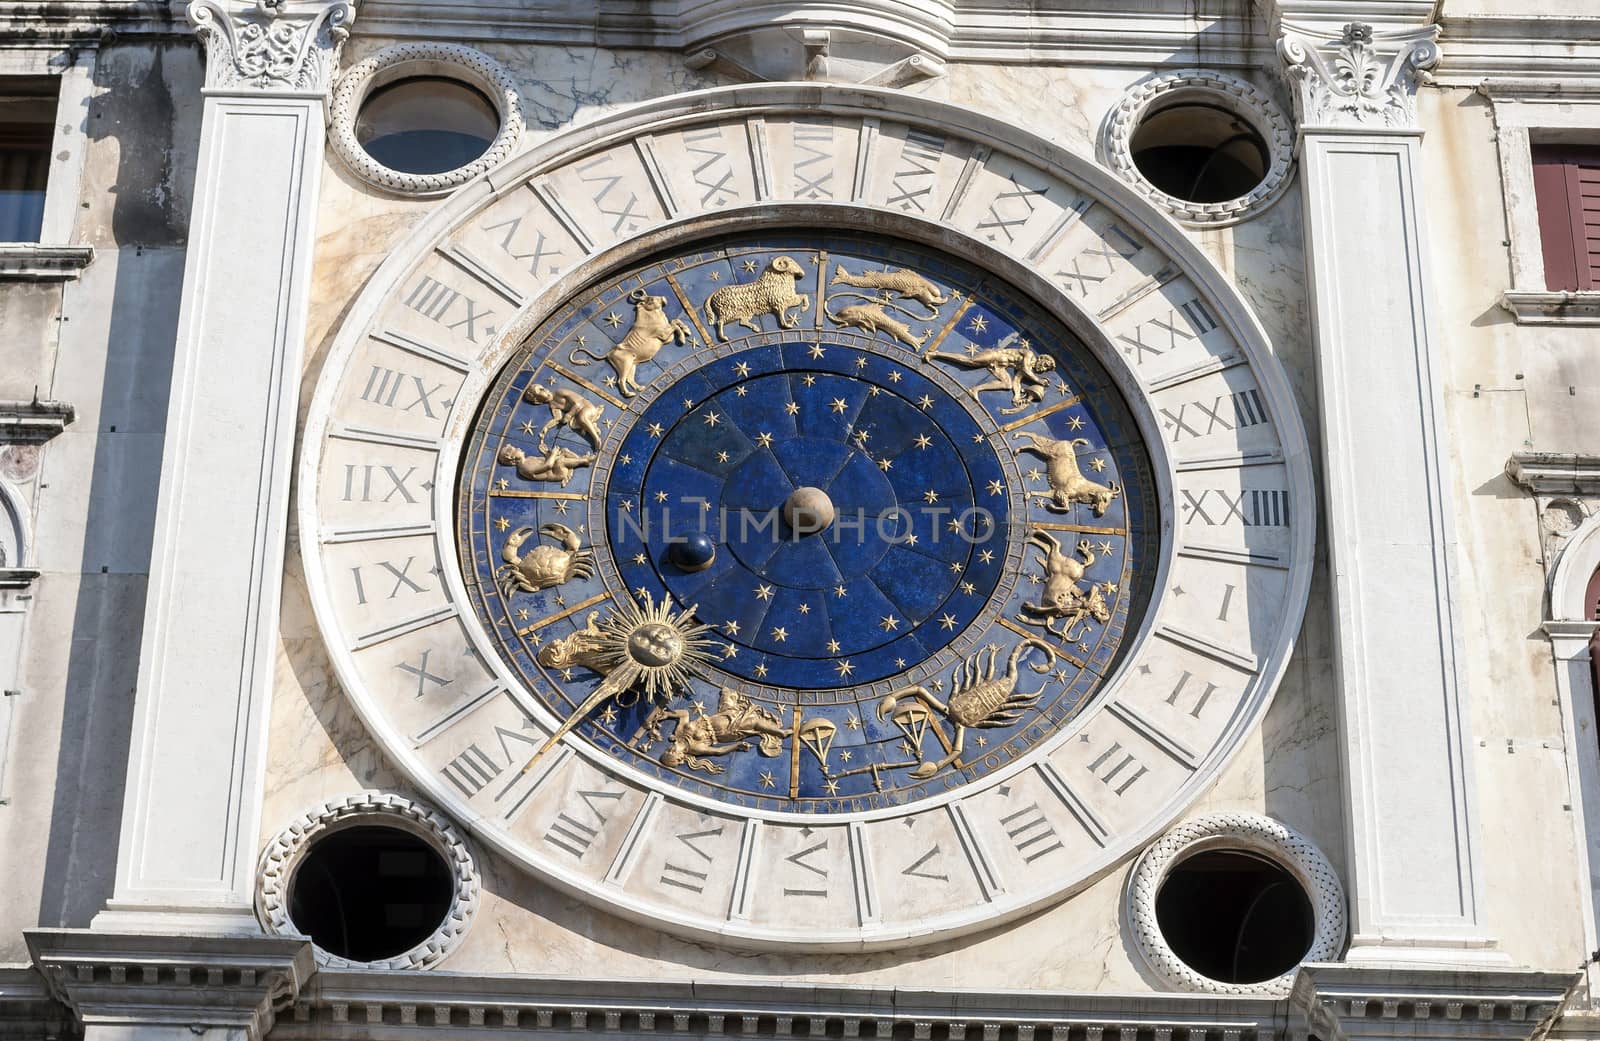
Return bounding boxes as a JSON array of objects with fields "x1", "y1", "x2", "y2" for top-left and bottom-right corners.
[
  {"x1": 329, "y1": 43, "x2": 524, "y2": 197},
  {"x1": 1103, "y1": 70, "x2": 1295, "y2": 228},
  {"x1": 255, "y1": 791, "x2": 479, "y2": 970},
  {"x1": 1125, "y1": 811, "x2": 1346, "y2": 995}
]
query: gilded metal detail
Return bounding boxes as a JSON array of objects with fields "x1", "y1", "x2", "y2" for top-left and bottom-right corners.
[
  {"x1": 570, "y1": 287, "x2": 694, "y2": 397},
  {"x1": 496, "y1": 523, "x2": 596, "y2": 596},
  {"x1": 703, "y1": 256, "x2": 811, "y2": 340},
  {"x1": 1013, "y1": 431, "x2": 1121, "y2": 515}
]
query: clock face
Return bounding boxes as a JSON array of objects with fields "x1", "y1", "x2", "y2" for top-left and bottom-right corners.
[
  {"x1": 454, "y1": 234, "x2": 1158, "y2": 811},
  {"x1": 297, "y1": 89, "x2": 1312, "y2": 949}
]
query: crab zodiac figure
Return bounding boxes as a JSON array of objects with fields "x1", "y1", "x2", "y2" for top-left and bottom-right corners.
[
  {"x1": 495, "y1": 523, "x2": 595, "y2": 597},
  {"x1": 522, "y1": 382, "x2": 605, "y2": 451},
  {"x1": 877, "y1": 640, "x2": 1056, "y2": 779},
  {"x1": 1012, "y1": 431, "x2": 1121, "y2": 516},
  {"x1": 930, "y1": 333, "x2": 1058, "y2": 414},
  {"x1": 1016, "y1": 530, "x2": 1112, "y2": 642},
  {"x1": 496, "y1": 442, "x2": 594, "y2": 487},
  {"x1": 703, "y1": 255, "x2": 811, "y2": 340},
  {"x1": 569, "y1": 287, "x2": 693, "y2": 397},
  {"x1": 641, "y1": 687, "x2": 792, "y2": 774}
]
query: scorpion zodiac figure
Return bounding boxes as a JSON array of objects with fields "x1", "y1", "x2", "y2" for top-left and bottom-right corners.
[
  {"x1": 495, "y1": 523, "x2": 595, "y2": 597},
  {"x1": 877, "y1": 640, "x2": 1056, "y2": 779},
  {"x1": 1016, "y1": 530, "x2": 1112, "y2": 642}
]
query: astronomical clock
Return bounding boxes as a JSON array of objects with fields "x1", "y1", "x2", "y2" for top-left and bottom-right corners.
[{"x1": 299, "y1": 87, "x2": 1313, "y2": 950}]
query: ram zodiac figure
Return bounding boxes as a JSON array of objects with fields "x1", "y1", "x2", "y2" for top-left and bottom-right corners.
[{"x1": 703, "y1": 255, "x2": 811, "y2": 340}]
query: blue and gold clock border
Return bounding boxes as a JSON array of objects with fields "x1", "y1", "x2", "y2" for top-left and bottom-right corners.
[{"x1": 456, "y1": 233, "x2": 1158, "y2": 811}]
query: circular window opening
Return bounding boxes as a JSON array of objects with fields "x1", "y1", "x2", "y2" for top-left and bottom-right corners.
[
  {"x1": 1129, "y1": 103, "x2": 1270, "y2": 204},
  {"x1": 1154, "y1": 849, "x2": 1314, "y2": 984},
  {"x1": 288, "y1": 825, "x2": 454, "y2": 963},
  {"x1": 355, "y1": 77, "x2": 500, "y2": 176}
]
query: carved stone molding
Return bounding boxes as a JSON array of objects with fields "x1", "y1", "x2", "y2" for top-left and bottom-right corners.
[
  {"x1": 1288, "y1": 963, "x2": 1576, "y2": 1041},
  {"x1": 0, "y1": 396, "x2": 74, "y2": 445},
  {"x1": 1102, "y1": 70, "x2": 1296, "y2": 227},
  {"x1": 257, "y1": 791, "x2": 479, "y2": 970},
  {"x1": 329, "y1": 43, "x2": 524, "y2": 196},
  {"x1": 1126, "y1": 812, "x2": 1347, "y2": 996},
  {"x1": 1277, "y1": 22, "x2": 1440, "y2": 132},
  {"x1": 187, "y1": 0, "x2": 357, "y2": 95},
  {"x1": 24, "y1": 929, "x2": 314, "y2": 1041}
]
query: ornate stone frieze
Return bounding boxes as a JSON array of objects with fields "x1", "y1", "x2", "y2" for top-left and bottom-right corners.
[
  {"x1": 187, "y1": 0, "x2": 356, "y2": 94},
  {"x1": 24, "y1": 930, "x2": 314, "y2": 1041},
  {"x1": 1277, "y1": 22, "x2": 1440, "y2": 132}
]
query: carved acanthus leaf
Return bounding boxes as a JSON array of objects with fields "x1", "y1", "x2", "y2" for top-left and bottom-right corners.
[
  {"x1": 187, "y1": 0, "x2": 356, "y2": 94},
  {"x1": 1278, "y1": 21, "x2": 1440, "y2": 131}
]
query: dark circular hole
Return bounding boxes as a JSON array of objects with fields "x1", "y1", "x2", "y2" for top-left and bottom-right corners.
[
  {"x1": 355, "y1": 76, "x2": 499, "y2": 175},
  {"x1": 1129, "y1": 102, "x2": 1270, "y2": 204},
  {"x1": 1154, "y1": 848, "x2": 1314, "y2": 984},
  {"x1": 288, "y1": 825, "x2": 454, "y2": 962}
]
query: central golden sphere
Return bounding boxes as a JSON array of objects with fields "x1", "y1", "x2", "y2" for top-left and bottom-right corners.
[{"x1": 783, "y1": 486, "x2": 836, "y2": 536}]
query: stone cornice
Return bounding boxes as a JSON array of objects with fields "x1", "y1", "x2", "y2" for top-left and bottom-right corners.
[
  {"x1": 187, "y1": 0, "x2": 356, "y2": 95},
  {"x1": 1506, "y1": 452, "x2": 1600, "y2": 497},
  {"x1": 1290, "y1": 964, "x2": 1577, "y2": 1041},
  {"x1": 0, "y1": 397, "x2": 75, "y2": 444},
  {"x1": 24, "y1": 930, "x2": 313, "y2": 1041},
  {"x1": 1278, "y1": 21, "x2": 1441, "y2": 133},
  {"x1": 274, "y1": 972, "x2": 1286, "y2": 1040},
  {"x1": 0, "y1": 966, "x2": 76, "y2": 1041}
]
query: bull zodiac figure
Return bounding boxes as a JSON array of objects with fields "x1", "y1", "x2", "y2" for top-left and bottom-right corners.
[
  {"x1": 1016, "y1": 531, "x2": 1112, "y2": 642},
  {"x1": 930, "y1": 332, "x2": 1057, "y2": 414},
  {"x1": 570, "y1": 287, "x2": 693, "y2": 397},
  {"x1": 877, "y1": 640, "x2": 1056, "y2": 780}
]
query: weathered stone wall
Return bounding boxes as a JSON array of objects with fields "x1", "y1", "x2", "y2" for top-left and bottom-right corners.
[{"x1": 0, "y1": 41, "x2": 202, "y2": 962}]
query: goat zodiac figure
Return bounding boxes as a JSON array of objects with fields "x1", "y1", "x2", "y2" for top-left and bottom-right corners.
[
  {"x1": 1016, "y1": 531, "x2": 1113, "y2": 643},
  {"x1": 1012, "y1": 431, "x2": 1121, "y2": 516},
  {"x1": 877, "y1": 640, "x2": 1056, "y2": 780}
]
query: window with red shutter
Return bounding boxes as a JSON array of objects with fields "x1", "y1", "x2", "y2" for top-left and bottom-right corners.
[{"x1": 1532, "y1": 143, "x2": 1600, "y2": 292}]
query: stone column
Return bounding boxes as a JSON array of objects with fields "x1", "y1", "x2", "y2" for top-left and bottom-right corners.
[
  {"x1": 1544, "y1": 620, "x2": 1600, "y2": 995},
  {"x1": 90, "y1": 0, "x2": 354, "y2": 934},
  {"x1": 1278, "y1": 21, "x2": 1504, "y2": 964}
]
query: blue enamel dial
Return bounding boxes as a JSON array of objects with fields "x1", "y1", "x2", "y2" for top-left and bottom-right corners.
[{"x1": 457, "y1": 234, "x2": 1157, "y2": 811}]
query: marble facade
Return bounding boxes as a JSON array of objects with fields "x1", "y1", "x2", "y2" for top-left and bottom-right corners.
[{"x1": 0, "y1": 2, "x2": 1597, "y2": 1040}]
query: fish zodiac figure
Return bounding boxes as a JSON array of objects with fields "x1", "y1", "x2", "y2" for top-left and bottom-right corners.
[
  {"x1": 496, "y1": 523, "x2": 595, "y2": 597},
  {"x1": 703, "y1": 255, "x2": 811, "y2": 340},
  {"x1": 1012, "y1": 431, "x2": 1121, "y2": 516},
  {"x1": 877, "y1": 640, "x2": 1056, "y2": 779},
  {"x1": 828, "y1": 302, "x2": 925, "y2": 349},
  {"x1": 930, "y1": 334, "x2": 1057, "y2": 414},
  {"x1": 830, "y1": 265, "x2": 949, "y2": 316},
  {"x1": 570, "y1": 287, "x2": 692, "y2": 397},
  {"x1": 523, "y1": 382, "x2": 605, "y2": 451},
  {"x1": 1016, "y1": 531, "x2": 1112, "y2": 642}
]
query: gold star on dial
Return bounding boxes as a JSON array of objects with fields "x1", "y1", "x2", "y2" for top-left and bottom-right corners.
[
  {"x1": 755, "y1": 663, "x2": 769, "y2": 679},
  {"x1": 987, "y1": 479, "x2": 1004, "y2": 495},
  {"x1": 1100, "y1": 540, "x2": 1114, "y2": 554},
  {"x1": 604, "y1": 312, "x2": 623, "y2": 328},
  {"x1": 520, "y1": 420, "x2": 536, "y2": 435},
  {"x1": 495, "y1": 516, "x2": 510, "y2": 531},
  {"x1": 827, "y1": 639, "x2": 842, "y2": 653},
  {"x1": 835, "y1": 659, "x2": 854, "y2": 677},
  {"x1": 1105, "y1": 581, "x2": 1119, "y2": 593},
  {"x1": 923, "y1": 490, "x2": 939, "y2": 504},
  {"x1": 824, "y1": 779, "x2": 840, "y2": 795},
  {"x1": 939, "y1": 613, "x2": 957, "y2": 630},
  {"x1": 717, "y1": 450, "x2": 730, "y2": 462},
  {"x1": 1089, "y1": 457, "x2": 1106, "y2": 472},
  {"x1": 798, "y1": 603, "x2": 811, "y2": 614},
  {"x1": 888, "y1": 371, "x2": 903, "y2": 383},
  {"x1": 633, "y1": 553, "x2": 648, "y2": 564},
  {"x1": 735, "y1": 362, "x2": 751, "y2": 377},
  {"x1": 497, "y1": 477, "x2": 509, "y2": 490},
  {"x1": 918, "y1": 395, "x2": 934, "y2": 409},
  {"x1": 655, "y1": 491, "x2": 669, "y2": 502},
  {"x1": 553, "y1": 500, "x2": 570, "y2": 515},
  {"x1": 517, "y1": 608, "x2": 529, "y2": 620},
  {"x1": 979, "y1": 549, "x2": 995, "y2": 564},
  {"x1": 960, "y1": 581, "x2": 976, "y2": 594},
  {"x1": 647, "y1": 422, "x2": 664, "y2": 437},
  {"x1": 724, "y1": 643, "x2": 738, "y2": 658},
  {"x1": 756, "y1": 432, "x2": 774, "y2": 448},
  {"x1": 839, "y1": 750, "x2": 853, "y2": 763},
  {"x1": 802, "y1": 374, "x2": 817, "y2": 386},
  {"x1": 834, "y1": 585, "x2": 847, "y2": 598},
  {"x1": 785, "y1": 401, "x2": 800, "y2": 415},
  {"x1": 770, "y1": 627, "x2": 788, "y2": 642},
  {"x1": 830, "y1": 398, "x2": 848, "y2": 414},
  {"x1": 724, "y1": 620, "x2": 741, "y2": 635},
  {"x1": 969, "y1": 315, "x2": 988, "y2": 332},
  {"x1": 914, "y1": 434, "x2": 932, "y2": 449},
  {"x1": 755, "y1": 584, "x2": 774, "y2": 601},
  {"x1": 600, "y1": 705, "x2": 618, "y2": 723},
  {"x1": 855, "y1": 357, "x2": 869, "y2": 369},
  {"x1": 743, "y1": 259, "x2": 758, "y2": 273},
  {"x1": 1068, "y1": 415, "x2": 1085, "y2": 431},
  {"x1": 878, "y1": 457, "x2": 893, "y2": 471},
  {"x1": 809, "y1": 344, "x2": 826, "y2": 359},
  {"x1": 880, "y1": 615, "x2": 901, "y2": 632},
  {"x1": 759, "y1": 770, "x2": 776, "y2": 789},
  {"x1": 704, "y1": 411, "x2": 722, "y2": 427},
  {"x1": 736, "y1": 386, "x2": 748, "y2": 397},
  {"x1": 845, "y1": 714, "x2": 862, "y2": 730}
]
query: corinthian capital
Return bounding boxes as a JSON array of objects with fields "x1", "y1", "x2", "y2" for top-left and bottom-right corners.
[
  {"x1": 188, "y1": 0, "x2": 357, "y2": 95},
  {"x1": 1277, "y1": 21, "x2": 1440, "y2": 132}
]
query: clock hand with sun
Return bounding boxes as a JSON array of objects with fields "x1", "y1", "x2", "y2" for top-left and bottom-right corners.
[{"x1": 516, "y1": 592, "x2": 722, "y2": 777}]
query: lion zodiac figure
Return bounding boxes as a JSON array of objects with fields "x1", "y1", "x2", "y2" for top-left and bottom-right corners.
[{"x1": 703, "y1": 256, "x2": 811, "y2": 341}]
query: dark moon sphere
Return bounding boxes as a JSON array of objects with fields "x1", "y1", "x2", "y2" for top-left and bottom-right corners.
[{"x1": 669, "y1": 532, "x2": 716, "y2": 572}]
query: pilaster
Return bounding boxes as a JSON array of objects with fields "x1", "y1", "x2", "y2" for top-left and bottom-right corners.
[
  {"x1": 92, "y1": 0, "x2": 353, "y2": 935},
  {"x1": 1278, "y1": 21, "x2": 1503, "y2": 967}
]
